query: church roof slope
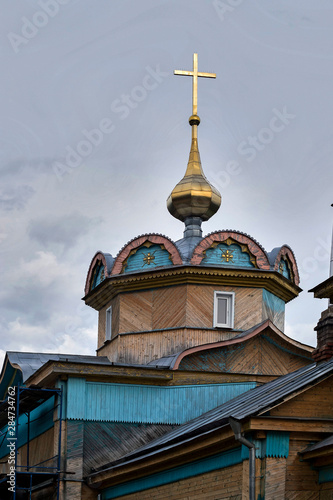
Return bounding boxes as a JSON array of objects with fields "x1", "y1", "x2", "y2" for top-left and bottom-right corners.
[
  {"x1": 1, "y1": 352, "x2": 112, "y2": 384},
  {"x1": 90, "y1": 357, "x2": 333, "y2": 475},
  {"x1": 148, "y1": 320, "x2": 313, "y2": 371}
]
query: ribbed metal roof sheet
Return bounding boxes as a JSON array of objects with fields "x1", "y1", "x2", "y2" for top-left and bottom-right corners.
[
  {"x1": 92, "y1": 358, "x2": 333, "y2": 473},
  {"x1": 83, "y1": 421, "x2": 175, "y2": 475}
]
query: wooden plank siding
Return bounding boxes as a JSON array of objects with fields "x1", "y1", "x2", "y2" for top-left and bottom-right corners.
[
  {"x1": 18, "y1": 427, "x2": 55, "y2": 470},
  {"x1": 269, "y1": 378, "x2": 333, "y2": 419},
  {"x1": 100, "y1": 327, "x2": 311, "y2": 373},
  {"x1": 97, "y1": 285, "x2": 267, "y2": 351},
  {"x1": 101, "y1": 328, "x2": 237, "y2": 365},
  {"x1": 285, "y1": 437, "x2": 321, "y2": 499},
  {"x1": 111, "y1": 462, "x2": 243, "y2": 500},
  {"x1": 264, "y1": 457, "x2": 287, "y2": 499},
  {"x1": 179, "y1": 336, "x2": 308, "y2": 375}
]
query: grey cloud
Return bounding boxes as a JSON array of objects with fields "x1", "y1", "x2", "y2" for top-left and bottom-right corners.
[
  {"x1": 28, "y1": 213, "x2": 103, "y2": 250},
  {"x1": 0, "y1": 185, "x2": 35, "y2": 211},
  {"x1": 1, "y1": 158, "x2": 58, "y2": 177}
]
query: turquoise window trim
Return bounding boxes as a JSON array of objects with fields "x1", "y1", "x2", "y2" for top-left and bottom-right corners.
[{"x1": 102, "y1": 447, "x2": 242, "y2": 500}]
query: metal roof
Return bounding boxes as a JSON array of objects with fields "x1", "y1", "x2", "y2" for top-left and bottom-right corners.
[
  {"x1": 5, "y1": 352, "x2": 112, "y2": 382},
  {"x1": 147, "y1": 352, "x2": 181, "y2": 369},
  {"x1": 175, "y1": 235, "x2": 203, "y2": 263},
  {"x1": 0, "y1": 387, "x2": 59, "y2": 428},
  {"x1": 91, "y1": 357, "x2": 333, "y2": 474},
  {"x1": 300, "y1": 434, "x2": 333, "y2": 455},
  {"x1": 83, "y1": 422, "x2": 175, "y2": 475}
]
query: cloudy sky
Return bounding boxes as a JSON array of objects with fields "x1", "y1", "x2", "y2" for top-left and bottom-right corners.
[{"x1": 1, "y1": 0, "x2": 333, "y2": 366}]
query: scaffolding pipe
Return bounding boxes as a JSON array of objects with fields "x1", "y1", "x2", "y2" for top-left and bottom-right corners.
[
  {"x1": 14, "y1": 385, "x2": 20, "y2": 500},
  {"x1": 229, "y1": 417, "x2": 255, "y2": 500}
]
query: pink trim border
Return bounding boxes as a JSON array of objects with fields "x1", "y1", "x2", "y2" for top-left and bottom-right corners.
[
  {"x1": 191, "y1": 231, "x2": 270, "y2": 269},
  {"x1": 112, "y1": 234, "x2": 183, "y2": 275}
]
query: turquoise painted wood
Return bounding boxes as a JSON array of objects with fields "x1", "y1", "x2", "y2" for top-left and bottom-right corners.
[
  {"x1": 102, "y1": 447, "x2": 242, "y2": 499},
  {"x1": 66, "y1": 378, "x2": 86, "y2": 420},
  {"x1": 124, "y1": 244, "x2": 172, "y2": 273},
  {"x1": 319, "y1": 466, "x2": 333, "y2": 484},
  {"x1": 266, "y1": 431, "x2": 289, "y2": 457},
  {"x1": 241, "y1": 431, "x2": 289, "y2": 460},
  {"x1": 280, "y1": 259, "x2": 291, "y2": 280},
  {"x1": 0, "y1": 366, "x2": 22, "y2": 401},
  {"x1": 202, "y1": 243, "x2": 255, "y2": 268},
  {"x1": 0, "y1": 396, "x2": 54, "y2": 459},
  {"x1": 92, "y1": 264, "x2": 105, "y2": 288},
  {"x1": 263, "y1": 289, "x2": 285, "y2": 314},
  {"x1": 66, "y1": 380, "x2": 256, "y2": 424}
]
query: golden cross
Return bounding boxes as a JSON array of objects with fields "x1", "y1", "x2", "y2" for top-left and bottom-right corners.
[
  {"x1": 174, "y1": 53, "x2": 216, "y2": 116},
  {"x1": 221, "y1": 250, "x2": 234, "y2": 262}
]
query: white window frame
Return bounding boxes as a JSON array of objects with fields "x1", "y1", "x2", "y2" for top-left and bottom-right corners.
[
  {"x1": 213, "y1": 291, "x2": 235, "y2": 328},
  {"x1": 105, "y1": 306, "x2": 112, "y2": 341}
]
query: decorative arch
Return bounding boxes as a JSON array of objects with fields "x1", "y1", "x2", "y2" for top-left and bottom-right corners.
[
  {"x1": 85, "y1": 252, "x2": 113, "y2": 295},
  {"x1": 273, "y1": 245, "x2": 299, "y2": 285},
  {"x1": 112, "y1": 234, "x2": 183, "y2": 275},
  {"x1": 191, "y1": 231, "x2": 270, "y2": 270}
]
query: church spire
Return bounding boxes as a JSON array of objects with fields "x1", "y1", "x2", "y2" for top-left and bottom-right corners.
[{"x1": 167, "y1": 53, "x2": 221, "y2": 237}]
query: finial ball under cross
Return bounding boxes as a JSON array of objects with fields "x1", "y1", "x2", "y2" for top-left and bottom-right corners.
[{"x1": 174, "y1": 53, "x2": 216, "y2": 116}]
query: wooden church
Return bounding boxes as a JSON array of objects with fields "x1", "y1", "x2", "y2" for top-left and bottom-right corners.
[{"x1": 0, "y1": 54, "x2": 332, "y2": 500}]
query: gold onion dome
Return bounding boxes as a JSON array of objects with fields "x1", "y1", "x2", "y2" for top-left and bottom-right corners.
[{"x1": 167, "y1": 114, "x2": 221, "y2": 223}]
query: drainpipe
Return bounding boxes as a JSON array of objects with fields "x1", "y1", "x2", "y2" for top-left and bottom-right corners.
[{"x1": 229, "y1": 417, "x2": 255, "y2": 500}]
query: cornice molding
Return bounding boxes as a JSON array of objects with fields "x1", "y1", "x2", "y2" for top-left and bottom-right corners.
[{"x1": 83, "y1": 265, "x2": 302, "y2": 310}]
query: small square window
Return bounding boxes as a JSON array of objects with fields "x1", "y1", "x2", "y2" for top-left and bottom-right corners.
[
  {"x1": 105, "y1": 306, "x2": 112, "y2": 341},
  {"x1": 214, "y1": 292, "x2": 234, "y2": 328}
]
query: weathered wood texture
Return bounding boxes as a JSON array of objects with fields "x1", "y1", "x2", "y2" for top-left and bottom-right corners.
[
  {"x1": 97, "y1": 284, "x2": 289, "y2": 360},
  {"x1": 179, "y1": 336, "x2": 309, "y2": 375},
  {"x1": 97, "y1": 284, "x2": 266, "y2": 349},
  {"x1": 99, "y1": 326, "x2": 311, "y2": 371},
  {"x1": 0, "y1": 428, "x2": 55, "y2": 476},
  {"x1": 98, "y1": 296, "x2": 120, "y2": 346},
  {"x1": 19, "y1": 427, "x2": 55, "y2": 470},
  {"x1": 285, "y1": 437, "x2": 320, "y2": 499},
  {"x1": 264, "y1": 457, "x2": 287, "y2": 499},
  {"x1": 112, "y1": 462, "x2": 243, "y2": 500},
  {"x1": 101, "y1": 328, "x2": 235, "y2": 365},
  {"x1": 270, "y1": 378, "x2": 333, "y2": 419},
  {"x1": 319, "y1": 485, "x2": 333, "y2": 500}
]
